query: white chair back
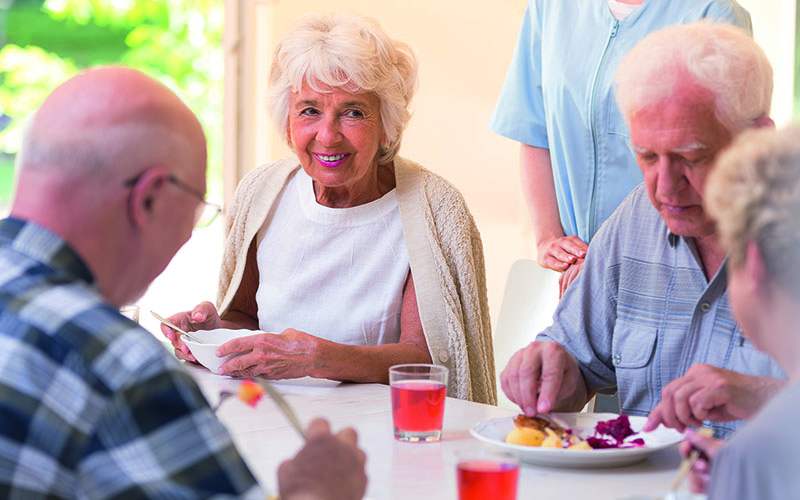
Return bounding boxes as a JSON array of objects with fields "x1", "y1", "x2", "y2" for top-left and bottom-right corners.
[{"x1": 493, "y1": 259, "x2": 560, "y2": 410}]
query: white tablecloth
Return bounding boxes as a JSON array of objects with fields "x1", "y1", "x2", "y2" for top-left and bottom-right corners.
[{"x1": 186, "y1": 364, "x2": 691, "y2": 500}]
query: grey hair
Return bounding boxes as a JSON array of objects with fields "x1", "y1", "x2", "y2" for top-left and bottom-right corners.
[
  {"x1": 615, "y1": 21, "x2": 772, "y2": 135},
  {"x1": 267, "y1": 12, "x2": 418, "y2": 165},
  {"x1": 706, "y1": 126, "x2": 800, "y2": 298},
  {"x1": 18, "y1": 120, "x2": 195, "y2": 182}
]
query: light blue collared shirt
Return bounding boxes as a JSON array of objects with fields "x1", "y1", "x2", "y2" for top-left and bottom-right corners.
[
  {"x1": 537, "y1": 185, "x2": 785, "y2": 438},
  {"x1": 489, "y1": 0, "x2": 751, "y2": 242}
]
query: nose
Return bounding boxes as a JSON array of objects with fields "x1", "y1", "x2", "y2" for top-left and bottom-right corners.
[
  {"x1": 316, "y1": 114, "x2": 342, "y2": 145},
  {"x1": 654, "y1": 156, "x2": 687, "y2": 197}
]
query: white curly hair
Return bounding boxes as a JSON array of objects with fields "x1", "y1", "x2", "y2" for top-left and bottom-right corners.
[
  {"x1": 267, "y1": 12, "x2": 418, "y2": 165},
  {"x1": 615, "y1": 21, "x2": 772, "y2": 135}
]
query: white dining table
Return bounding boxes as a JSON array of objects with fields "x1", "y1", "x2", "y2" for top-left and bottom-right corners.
[{"x1": 185, "y1": 364, "x2": 695, "y2": 500}]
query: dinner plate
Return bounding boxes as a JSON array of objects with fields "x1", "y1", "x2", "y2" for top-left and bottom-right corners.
[{"x1": 470, "y1": 412, "x2": 683, "y2": 468}]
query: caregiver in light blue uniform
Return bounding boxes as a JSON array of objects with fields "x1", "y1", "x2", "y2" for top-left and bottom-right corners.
[{"x1": 489, "y1": 0, "x2": 751, "y2": 296}]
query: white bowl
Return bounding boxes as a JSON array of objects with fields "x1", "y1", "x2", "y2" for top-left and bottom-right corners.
[{"x1": 181, "y1": 328, "x2": 261, "y2": 374}]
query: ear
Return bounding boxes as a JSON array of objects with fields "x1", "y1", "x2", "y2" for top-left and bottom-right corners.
[
  {"x1": 743, "y1": 240, "x2": 769, "y2": 294},
  {"x1": 752, "y1": 116, "x2": 775, "y2": 130},
  {"x1": 285, "y1": 121, "x2": 293, "y2": 149},
  {"x1": 127, "y1": 166, "x2": 168, "y2": 229}
]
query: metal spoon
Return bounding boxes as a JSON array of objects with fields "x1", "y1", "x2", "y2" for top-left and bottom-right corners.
[{"x1": 151, "y1": 311, "x2": 206, "y2": 345}]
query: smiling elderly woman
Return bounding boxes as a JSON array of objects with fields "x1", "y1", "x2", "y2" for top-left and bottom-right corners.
[{"x1": 163, "y1": 12, "x2": 496, "y2": 404}]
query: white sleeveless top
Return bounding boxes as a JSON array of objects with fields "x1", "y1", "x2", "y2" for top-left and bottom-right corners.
[
  {"x1": 255, "y1": 168, "x2": 409, "y2": 346},
  {"x1": 606, "y1": 0, "x2": 641, "y2": 20}
]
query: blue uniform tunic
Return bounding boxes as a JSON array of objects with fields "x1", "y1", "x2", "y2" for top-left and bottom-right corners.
[{"x1": 489, "y1": 0, "x2": 751, "y2": 242}]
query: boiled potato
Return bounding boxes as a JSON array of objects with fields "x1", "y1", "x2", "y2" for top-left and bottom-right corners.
[
  {"x1": 505, "y1": 426, "x2": 545, "y2": 446},
  {"x1": 541, "y1": 428, "x2": 563, "y2": 448},
  {"x1": 567, "y1": 440, "x2": 591, "y2": 450}
]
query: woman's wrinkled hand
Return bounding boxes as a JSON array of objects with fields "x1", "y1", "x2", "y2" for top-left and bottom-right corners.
[
  {"x1": 216, "y1": 328, "x2": 322, "y2": 378},
  {"x1": 160, "y1": 301, "x2": 222, "y2": 363},
  {"x1": 537, "y1": 235, "x2": 587, "y2": 272}
]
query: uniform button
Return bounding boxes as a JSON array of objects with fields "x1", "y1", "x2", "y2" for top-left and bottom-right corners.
[
  {"x1": 700, "y1": 302, "x2": 711, "y2": 313},
  {"x1": 438, "y1": 350, "x2": 449, "y2": 363}
]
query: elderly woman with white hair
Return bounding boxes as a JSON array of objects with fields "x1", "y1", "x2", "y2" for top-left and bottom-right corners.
[
  {"x1": 678, "y1": 126, "x2": 800, "y2": 499},
  {"x1": 162, "y1": 12, "x2": 496, "y2": 404}
]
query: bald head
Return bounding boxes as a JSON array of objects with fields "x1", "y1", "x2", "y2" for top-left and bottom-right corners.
[
  {"x1": 11, "y1": 66, "x2": 208, "y2": 306},
  {"x1": 18, "y1": 66, "x2": 206, "y2": 182}
]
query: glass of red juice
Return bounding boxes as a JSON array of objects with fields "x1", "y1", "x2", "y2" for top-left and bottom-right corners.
[
  {"x1": 389, "y1": 364, "x2": 448, "y2": 442},
  {"x1": 457, "y1": 452, "x2": 519, "y2": 500}
]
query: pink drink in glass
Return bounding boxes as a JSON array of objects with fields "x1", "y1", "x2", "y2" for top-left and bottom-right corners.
[
  {"x1": 390, "y1": 380, "x2": 446, "y2": 442},
  {"x1": 457, "y1": 460, "x2": 519, "y2": 500}
]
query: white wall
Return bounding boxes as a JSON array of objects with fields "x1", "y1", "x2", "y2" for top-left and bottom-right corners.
[{"x1": 740, "y1": 0, "x2": 796, "y2": 126}]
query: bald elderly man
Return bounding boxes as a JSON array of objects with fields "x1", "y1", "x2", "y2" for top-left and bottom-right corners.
[
  {"x1": 0, "y1": 67, "x2": 366, "y2": 500},
  {"x1": 500, "y1": 23, "x2": 786, "y2": 439}
]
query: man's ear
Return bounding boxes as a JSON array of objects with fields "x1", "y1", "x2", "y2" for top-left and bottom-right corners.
[
  {"x1": 127, "y1": 166, "x2": 167, "y2": 229},
  {"x1": 753, "y1": 116, "x2": 775, "y2": 130}
]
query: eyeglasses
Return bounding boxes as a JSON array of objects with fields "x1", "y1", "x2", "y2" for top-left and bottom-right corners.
[{"x1": 124, "y1": 172, "x2": 222, "y2": 228}]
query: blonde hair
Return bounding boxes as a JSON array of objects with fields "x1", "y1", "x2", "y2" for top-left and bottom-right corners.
[
  {"x1": 615, "y1": 22, "x2": 772, "y2": 135},
  {"x1": 706, "y1": 126, "x2": 800, "y2": 297},
  {"x1": 267, "y1": 12, "x2": 418, "y2": 165}
]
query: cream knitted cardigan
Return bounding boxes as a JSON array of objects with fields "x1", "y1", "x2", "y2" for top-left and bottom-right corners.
[{"x1": 216, "y1": 156, "x2": 497, "y2": 405}]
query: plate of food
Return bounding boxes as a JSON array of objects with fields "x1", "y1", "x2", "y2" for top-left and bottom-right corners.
[{"x1": 470, "y1": 412, "x2": 683, "y2": 468}]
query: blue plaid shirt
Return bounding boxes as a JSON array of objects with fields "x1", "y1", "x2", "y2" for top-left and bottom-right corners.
[
  {"x1": 0, "y1": 218, "x2": 263, "y2": 499},
  {"x1": 538, "y1": 185, "x2": 785, "y2": 438}
]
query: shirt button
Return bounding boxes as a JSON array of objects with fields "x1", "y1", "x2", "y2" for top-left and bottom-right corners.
[
  {"x1": 614, "y1": 354, "x2": 622, "y2": 364},
  {"x1": 438, "y1": 350, "x2": 449, "y2": 363},
  {"x1": 700, "y1": 302, "x2": 711, "y2": 313}
]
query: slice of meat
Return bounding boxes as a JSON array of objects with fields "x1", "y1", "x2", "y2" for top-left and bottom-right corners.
[{"x1": 513, "y1": 414, "x2": 566, "y2": 436}]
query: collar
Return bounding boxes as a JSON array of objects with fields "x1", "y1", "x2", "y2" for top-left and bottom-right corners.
[
  {"x1": 666, "y1": 228, "x2": 680, "y2": 248},
  {"x1": 0, "y1": 217, "x2": 95, "y2": 285},
  {"x1": 664, "y1": 226, "x2": 730, "y2": 286}
]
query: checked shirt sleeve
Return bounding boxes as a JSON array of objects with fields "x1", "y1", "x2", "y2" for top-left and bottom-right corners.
[{"x1": 77, "y1": 365, "x2": 263, "y2": 500}]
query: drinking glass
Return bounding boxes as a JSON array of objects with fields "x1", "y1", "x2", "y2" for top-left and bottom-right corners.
[
  {"x1": 389, "y1": 363, "x2": 448, "y2": 442},
  {"x1": 119, "y1": 304, "x2": 140, "y2": 324},
  {"x1": 457, "y1": 450, "x2": 519, "y2": 500}
]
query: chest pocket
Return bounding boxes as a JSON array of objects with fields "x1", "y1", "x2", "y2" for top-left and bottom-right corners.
[
  {"x1": 611, "y1": 321, "x2": 658, "y2": 411},
  {"x1": 612, "y1": 321, "x2": 657, "y2": 368}
]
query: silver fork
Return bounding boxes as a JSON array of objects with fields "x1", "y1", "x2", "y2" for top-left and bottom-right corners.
[{"x1": 150, "y1": 311, "x2": 206, "y2": 345}]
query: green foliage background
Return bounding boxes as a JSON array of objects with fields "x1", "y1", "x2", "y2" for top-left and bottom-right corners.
[{"x1": 0, "y1": 0, "x2": 224, "y2": 204}]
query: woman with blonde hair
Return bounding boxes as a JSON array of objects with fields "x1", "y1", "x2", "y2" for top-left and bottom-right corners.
[
  {"x1": 681, "y1": 126, "x2": 800, "y2": 498},
  {"x1": 162, "y1": 12, "x2": 496, "y2": 404}
]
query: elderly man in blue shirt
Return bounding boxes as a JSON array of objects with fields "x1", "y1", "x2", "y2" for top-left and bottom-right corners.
[{"x1": 501, "y1": 22, "x2": 786, "y2": 438}]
